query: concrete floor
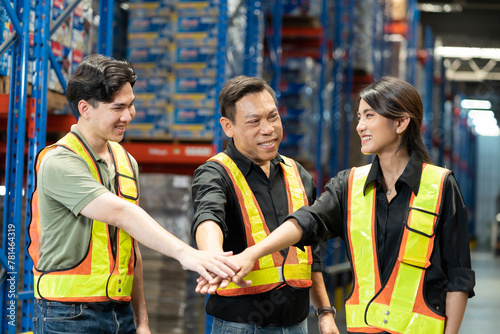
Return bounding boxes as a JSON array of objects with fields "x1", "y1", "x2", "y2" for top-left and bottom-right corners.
[
  {"x1": 308, "y1": 249, "x2": 500, "y2": 334},
  {"x1": 459, "y1": 250, "x2": 500, "y2": 333}
]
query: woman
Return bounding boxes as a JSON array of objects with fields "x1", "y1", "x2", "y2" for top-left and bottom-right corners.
[{"x1": 225, "y1": 76, "x2": 475, "y2": 334}]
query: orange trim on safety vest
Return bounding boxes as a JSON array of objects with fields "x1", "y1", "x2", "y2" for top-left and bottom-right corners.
[
  {"x1": 346, "y1": 163, "x2": 448, "y2": 333},
  {"x1": 28, "y1": 133, "x2": 138, "y2": 302},
  {"x1": 209, "y1": 153, "x2": 312, "y2": 296}
]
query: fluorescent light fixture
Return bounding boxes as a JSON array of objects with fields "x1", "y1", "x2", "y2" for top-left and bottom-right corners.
[
  {"x1": 474, "y1": 124, "x2": 500, "y2": 136},
  {"x1": 472, "y1": 117, "x2": 497, "y2": 127},
  {"x1": 468, "y1": 109, "x2": 494, "y2": 119},
  {"x1": 0, "y1": 185, "x2": 5, "y2": 196},
  {"x1": 461, "y1": 99, "x2": 492, "y2": 109},
  {"x1": 435, "y1": 46, "x2": 500, "y2": 60},
  {"x1": 418, "y1": 3, "x2": 462, "y2": 13}
]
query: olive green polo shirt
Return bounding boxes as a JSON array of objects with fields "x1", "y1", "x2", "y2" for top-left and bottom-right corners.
[{"x1": 36, "y1": 125, "x2": 139, "y2": 271}]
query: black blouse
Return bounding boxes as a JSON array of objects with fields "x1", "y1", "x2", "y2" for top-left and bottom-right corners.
[
  {"x1": 289, "y1": 153, "x2": 475, "y2": 319},
  {"x1": 191, "y1": 139, "x2": 320, "y2": 327}
]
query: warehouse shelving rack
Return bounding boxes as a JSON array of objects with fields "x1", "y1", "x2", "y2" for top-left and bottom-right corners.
[
  {"x1": 0, "y1": 0, "x2": 31, "y2": 333},
  {"x1": 0, "y1": 0, "x2": 229, "y2": 332}
]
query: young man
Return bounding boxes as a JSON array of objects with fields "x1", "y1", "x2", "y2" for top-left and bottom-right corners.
[
  {"x1": 192, "y1": 75, "x2": 339, "y2": 333},
  {"x1": 28, "y1": 54, "x2": 238, "y2": 334}
]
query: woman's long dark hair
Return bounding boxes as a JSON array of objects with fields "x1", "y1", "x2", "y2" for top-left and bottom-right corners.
[{"x1": 359, "y1": 76, "x2": 431, "y2": 163}]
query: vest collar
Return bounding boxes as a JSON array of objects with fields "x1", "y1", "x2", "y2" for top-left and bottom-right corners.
[
  {"x1": 70, "y1": 125, "x2": 107, "y2": 164},
  {"x1": 363, "y1": 153, "x2": 424, "y2": 196}
]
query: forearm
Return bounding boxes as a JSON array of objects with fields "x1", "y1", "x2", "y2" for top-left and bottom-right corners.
[
  {"x1": 310, "y1": 271, "x2": 331, "y2": 309},
  {"x1": 81, "y1": 193, "x2": 195, "y2": 263},
  {"x1": 195, "y1": 220, "x2": 224, "y2": 251},
  {"x1": 444, "y1": 291, "x2": 468, "y2": 334},
  {"x1": 248, "y1": 219, "x2": 304, "y2": 260},
  {"x1": 130, "y1": 243, "x2": 149, "y2": 331},
  {"x1": 231, "y1": 219, "x2": 304, "y2": 284},
  {"x1": 310, "y1": 271, "x2": 339, "y2": 334},
  {"x1": 81, "y1": 193, "x2": 238, "y2": 282}
]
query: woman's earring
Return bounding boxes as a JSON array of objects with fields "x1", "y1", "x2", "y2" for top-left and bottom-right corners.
[{"x1": 397, "y1": 129, "x2": 401, "y2": 133}]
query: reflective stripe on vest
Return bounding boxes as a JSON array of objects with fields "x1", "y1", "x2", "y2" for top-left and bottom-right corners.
[
  {"x1": 28, "y1": 132, "x2": 138, "y2": 302},
  {"x1": 346, "y1": 163, "x2": 448, "y2": 333},
  {"x1": 209, "y1": 153, "x2": 312, "y2": 296}
]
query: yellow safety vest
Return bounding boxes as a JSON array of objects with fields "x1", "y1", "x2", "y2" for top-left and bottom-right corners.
[
  {"x1": 209, "y1": 153, "x2": 312, "y2": 296},
  {"x1": 28, "y1": 132, "x2": 138, "y2": 302},
  {"x1": 345, "y1": 163, "x2": 448, "y2": 333}
]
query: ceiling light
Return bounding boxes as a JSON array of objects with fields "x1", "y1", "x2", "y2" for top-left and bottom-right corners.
[
  {"x1": 461, "y1": 99, "x2": 492, "y2": 109},
  {"x1": 472, "y1": 117, "x2": 497, "y2": 127},
  {"x1": 468, "y1": 110, "x2": 494, "y2": 119},
  {"x1": 436, "y1": 46, "x2": 500, "y2": 60},
  {"x1": 474, "y1": 124, "x2": 500, "y2": 137},
  {"x1": 418, "y1": 3, "x2": 462, "y2": 13}
]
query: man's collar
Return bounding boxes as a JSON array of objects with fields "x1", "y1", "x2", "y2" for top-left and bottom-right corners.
[
  {"x1": 363, "y1": 153, "x2": 423, "y2": 196},
  {"x1": 70, "y1": 125, "x2": 106, "y2": 162},
  {"x1": 226, "y1": 139, "x2": 283, "y2": 176}
]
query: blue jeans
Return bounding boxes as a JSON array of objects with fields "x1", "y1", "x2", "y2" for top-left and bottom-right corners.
[
  {"x1": 33, "y1": 299, "x2": 136, "y2": 334},
  {"x1": 211, "y1": 317, "x2": 308, "y2": 334}
]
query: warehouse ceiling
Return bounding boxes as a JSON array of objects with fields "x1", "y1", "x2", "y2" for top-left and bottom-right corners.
[{"x1": 416, "y1": 0, "x2": 500, "y2": 119}]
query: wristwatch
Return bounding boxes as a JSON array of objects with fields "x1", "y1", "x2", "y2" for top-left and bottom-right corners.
[{"x1": 315, "y1": 306, "x2": 336, "y2": 318}]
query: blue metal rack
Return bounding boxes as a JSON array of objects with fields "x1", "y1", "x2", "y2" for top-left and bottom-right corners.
[
  {"x1": 371, "y1": 0, "x2": 387, "y2": 80},
  {"x1": 0, "y1": 1, "x2": 113, "y2": 331},
  {"x1": 267, "y1": 0, "x2": 282, "y2": 94},
  {"x1": 437, "y1": 57, "x2": 446, "y2": 167},
  {"x1": 0, "y1": 1, "x2": 31, "y2": 333},
  {"x1": 405, "y1": 0, "x2": 419, "y2": 85},
  {"x1": 213, "y1": 0, "x2": 228, "y2": 153},
  {"x1": 423, "y1": 26, "x2": 434, "y2": 151},
  {"x1": 315, "y1": 0, "x2": 330, "y2": 195},
  {"x1": 243, "y1": 0, "x2": 262, "y2": 78}
]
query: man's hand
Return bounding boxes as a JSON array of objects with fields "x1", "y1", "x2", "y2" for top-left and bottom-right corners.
[
  {"x1": 193, "y1": 247, "x2": 258, "y2": 294},
  {"x1": 318, "y1": 313, "x2": 340, "y2": 334},
  {"x1": 195, "y1": 276, "x2": 231, "y2": 295},
  {"x1": 135, "y1": 324, "x2": 152, "y2": 334},
  {"x1": 179, "y1": 248, "x2": 239, "y2": 282}
]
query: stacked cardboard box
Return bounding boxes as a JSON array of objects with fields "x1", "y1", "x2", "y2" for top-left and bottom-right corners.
[
  {"x1": 138, "y1": 173, "x2": 205, "y2": 334},
  {"x1": 47, "y1": 0, "x2": 95, "y2": 95},
  {"x1": 126, "y1": 0, "x2": 222, "y2": 141},
  {"x1": 0, "y1": 6, "x2": 12, "y2": 76}
]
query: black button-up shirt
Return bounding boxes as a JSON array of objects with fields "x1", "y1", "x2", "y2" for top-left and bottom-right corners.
[
  {"x1": 289, "y1": 154, "x2": 475, "y2": 332},
  {"x1": 191, "y1": 140, "x2": 319, "y2": 327}
]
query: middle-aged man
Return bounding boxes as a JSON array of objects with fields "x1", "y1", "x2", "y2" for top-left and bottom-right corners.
[{"x1": 192, "y1": 75, "x2": 339, "y2": 333}]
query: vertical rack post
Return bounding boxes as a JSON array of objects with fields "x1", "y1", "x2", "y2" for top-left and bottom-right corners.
[
  {"x1": 19, "y1": 0, "x2": 53, "y2": 331},
  {"x1": 342, "y1": 0, "x2": 354, "y2": 170},
  {"x1": 423, "y1": 26, "x2": 434, "y2": 151},
  {"x1": 98, "y1": 0, "x2": 113, "y2": 56},
  {"x1": 329, "y1": 0, "x2": 343, "y2": 179},
  {"x1": 405, "y1": 0, "x2": 419, "y2": 85},
  {"x1": 0, "y1": 0, "x2": 30, "y2": 332},
  {"x1": 315, "y1": 0, "x2": 329, "y2": 194},
  {"x1": 243, "y1": 0, "x2": 262, "y2": 77},
  {"x1": 437, "y1": 57, "x2": 445, "y2": 166},
  {"x1": 213, "y1": 0, "x2": 228, "y2": 153},
  {"x1": 269, "y1": 0, "x2": 282, "y2": 94}
]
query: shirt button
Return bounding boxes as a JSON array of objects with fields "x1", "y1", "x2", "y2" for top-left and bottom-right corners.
[
  {"x1": 385, "y1": 310, "x2": 390, "y2": 316},
  {"x1": 383, "y1": 319, "x2": 388, "y2": 324},
  {"x1": 118, "y1": 288, "x2": 121, "y2": 292},
  {"x1": 278, "y1": 212, "x2": 282, "y2": 216},
  {"x1": 118, "y1": 279, "x2": 122, "y2": 284}
]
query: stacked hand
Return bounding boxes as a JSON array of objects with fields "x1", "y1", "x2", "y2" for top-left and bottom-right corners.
[{"x1": 194, "y1": 246, "x2": 258, "y2": 294}]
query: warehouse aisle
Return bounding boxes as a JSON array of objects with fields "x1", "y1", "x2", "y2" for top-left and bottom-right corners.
[{"x1": 459, "y1": 249, "x2": 500, "y2": 333}]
